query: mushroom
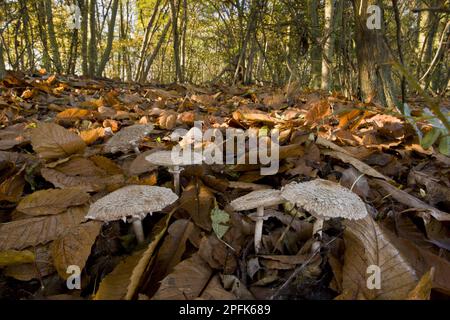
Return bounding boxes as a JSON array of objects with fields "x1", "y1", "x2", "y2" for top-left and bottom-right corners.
[
  {"x1": 281, "y1": 178, "x2": 368, "y2": 241},
  {"x1": 103, "y1": 124, "x2": 154, "y2": 154},
  {"x1": 230, "y1": 189, "x2": 285, "y2": 253},
  {"x1": 145, "y1": 150, "x2": 203, "y2": 195},
  {"x1": 86, "y1": 185, "x2": 178, "y2": 244}
]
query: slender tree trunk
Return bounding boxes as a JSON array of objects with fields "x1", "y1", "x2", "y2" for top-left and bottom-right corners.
[
  {"x1": 80, "y1": 0, "x2": 89, "y2": 75},
  {"x1": 321, "y1": 0, "x2": 336, "y2": 90},
  {"x1": 34, "y1": 1, "x2": 51, "y2": 71},
  {"x1": 141, "y1": 19, "x2": 172, "y2": 82},
  {"x1": 309, "y1": 0, "x2": 321, "y2": 89},
  {"x1": 135, "y1": 0, "x2": 162, "y2": 81},
  {"x1": 392, "y1": 0, "x2": 406, "y2": 102},
  {"x1": 96, "y1": 0, "x2": 119, "y2": 77},
  {"x1": 169, "y1": 0, "x2": 183, "y2": 82},
  {"x1": 88, "y1": 0, "x2": 97, "y2": 76},
  {"x1": 352, "y1": 0, "x2": 399, "y2": 109},
  {"x1": 0, "y1": 42, "x2": 6, "y2": 79},
  {"x1": 44, "y1": 0, "x2": 62, "y2": 73},
  {"x1": 181, "y1": 0, "x2": 187, "y2": 78}
]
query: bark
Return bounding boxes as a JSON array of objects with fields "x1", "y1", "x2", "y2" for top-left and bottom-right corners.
[
  {"x1": 97, "y1": 0, "x2": 119, "y2": 77},
  {"x1": 44, "y1": 0, "x2": 62, "y2": 73},
  {"x1": 79, "y1": 0, "x2": 89, "y2": 75},
  {"x1": 352, "y1": 0, "x2": 399, "y2": 110},
  {"x1": 0, "y1": 42, "x2": 6, "y2": 79},
  {"x1": 309, "y1": 0, "x2": 321, "y2": 89},
  {"x1": 33, "y1": 1, "x2": 51, "y2": 71},
  {"x1": 321, "y1": 0, "x2": 336, "y2": 91},
  {"x1": 169, "y1": 0, "x2": 183, "y2": 82},
  {"x1": 88, "y1": 0, "x2": 97, "y2": 76}
]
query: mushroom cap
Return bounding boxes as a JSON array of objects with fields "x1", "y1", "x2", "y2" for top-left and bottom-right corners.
[
  {"x1": 230, "y1": 189, "x2": 285, "y2": 211},
  {"x1": 145, "y1": 150, "x2": 203, "y2": 167},
  {"x1": 280, "y1": 179, "x2": 368, "y2": 220},
  {"x1": 104, "y1": 124, "x2": 154, "y2": 153},
  {"x1": 86, "y1": 185, "x2": 178, "y2": 221}
]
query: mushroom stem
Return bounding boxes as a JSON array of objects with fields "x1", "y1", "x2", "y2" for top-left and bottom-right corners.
[
  {"x1": 131, "y1": 219, "x2": 145, "y2": 244},
  {"x1": 131, "y1": 142, "x2": 140, "y2": 154},
  {"x1": 254, "y1": 206, "x2": 265, "y2": 253},
  {"x1": 170, "y1": 165, "x2": 182, "y2": 195},
  {"x1": 313, "y1": 218, "x2": 324, "y2": 238}
]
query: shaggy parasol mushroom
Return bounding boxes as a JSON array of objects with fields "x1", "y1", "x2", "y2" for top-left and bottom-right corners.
[
  {"x1": 281, "y1": 179, "x2": 368, "y2": 239},
  {"x1": 145, "y1": 150, "x2": 203, "y2": 195},
  {"x1": 86, "y1": 185, "x2": 178, "y2": 243},
  {"x1": 230, "y1": 189, "x2": 285, "y2": 253},
  {"x1": 103, "y1": 124, "x2": 154, "y2": 154}
]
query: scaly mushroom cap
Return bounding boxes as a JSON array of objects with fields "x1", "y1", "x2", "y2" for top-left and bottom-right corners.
[
  {"x1": 145, "y1": 150, "x2": 203, "y2": 167},
  {"x1": 86, "y1": 185, "x2": 178, "y2": 221},
  {"x1": 103, "y1": 124, "x2": 154, "y2": 153},
  {"x1": 280, "y1": 179, "x2": 368, "y2": 220},
  {"x1": 230, "y1": 189, "x2": 285, "y2": 211}
]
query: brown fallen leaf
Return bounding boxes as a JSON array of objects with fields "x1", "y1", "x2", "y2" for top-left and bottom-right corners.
[
  {"x1": 198, "y1": 275, "x2": 236, "y2": 300},
  {"x1": 323, "y1": 150, "x2": 390, "y2": 181},
  {"x1": 145, "y1": 219, "x2": 195, "y2": 296},
  {"x1": 79, "y1": 127, "x2": 105, "y2": 145},
  {"x1": 16, "y1": 188, "x2": 90, "y2": 216},
  {"x1": 407, "y1": 268, "x2": 435, "y2": 300},
  {"x1": 342, "y1": 215, "x2": 418, "y2": 299},
  {"x1": 304, "y1": 100, "x2": 331, "y2": 126},
  {"x1": 0, "y1": 169, "x2": 26, "y2": 202},
  {"x1": 375, "y1": 179, "x2": 450, "y2": 221},
  {"x1": 0, "y1": 205, "x2": 88, "y2": 250},
  {"x1": 94, "y1": 213, "x2": 173, "y2": 300},
  {"x1": 0, "y1": 249, "x2": 35, "y2": 266},
  {"x1": 51, "y1": 221, "x2": 102, "y2": 279},
  {"x1": 41, "y1": 167, "x2": 124, "y2": 192},
  {"x1": 30, "y1": 123, "x2": 86, "y2": 160},
  {"x1": 0, "y1": 123, "x2": 30, "y2": 150},
  {"x1": 179, "y1": 180, "x2": 214, "y2": 231},
  {"x1": 56, "y1": 108, "x2": 92, "y2": 120},
  {"x1": 152, "y1": 254, "x2": 213, "y2": 300},
  {"x1": 4, "y1": 244, "x2": 55, "y2": 281}
]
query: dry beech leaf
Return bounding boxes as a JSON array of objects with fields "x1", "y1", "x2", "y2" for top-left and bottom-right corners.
[
  {"x1": 0, "y1": 123, "x2": 30, "y2": 150},
  {"x1": 79, "y1": 127, "x2": 105, "y2": 145},
  {"x1": 322, "y1": 150, "x2": 390, "y2": 181},
  {"x1": 4, "y1": 244, "x2": 55, "y2": 281},
  {"x1": 0, "y1": 249, "x2": 35, "y2": 266},
  {"x1": 158, "y1": 111, "x2": 177, "y2": 130},
  {"x1": 31, "y1": 123, "x2": 86, "y2": 160},
  {"x1": 127, "y1": 150, "x2": 158, "y2": 176},
  {"x1": 375, "y1": 179, "x2": 450, "y2": 222},
  {"x1": 51, "y1": 221, "x2": 102, "y2": 279},
  {"x1": 199, "y1": 275, "x2": 236, "y2": 300},
  {"x1": 89, "y1": 155, "x2": 123, "y2": 175},
  {"x1": 179, "y1": 180, "x2": 214, "y2": 231},
  {"x1": 304, "y1": 100, "x2": 331, "y2": 125},
  {"x1": 51, "y1": 157, "x2": 106, "y2": 177},
  {"x1": 16, "y1": 188, "x2": 90, "y2": 216},
  {"x1": 152, "y1": 254, "x2": 213, "y2": 300},
  {"x1": 407, "y1": 268, "x2": 435, "y2": 300},
  {"x1": 94, "y1": 213, "x2": 173, "y2": 300},
  {"x1": 0, "y1": 205, "x2": 88, "y2": 250},
  {"x1": 41, "y1": 167, "x2": 124, "y2": 192},
  {"x1": 146, "y1": 219, "x2": 195, "y2": 296},
  {"x1": 0, "y1": 170, "x2": 25, "y2": 202},
  {"x1": 56, "y1": 108, "x2": 92, "y2": 120},
  {"x1": 342, "y1": 215, "x2": 418, "y2": 299}
]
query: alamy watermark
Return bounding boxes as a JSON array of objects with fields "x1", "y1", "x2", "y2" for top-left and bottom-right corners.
[{"x1": 170, "y1": 121, "x2": 280, "y2": 175}]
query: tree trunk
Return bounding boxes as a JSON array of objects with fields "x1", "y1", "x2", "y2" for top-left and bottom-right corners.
[
  {"x1": 0, "y1": 42, "x2": 6, "y2": 79},
  {"x1": 88, "y1": 0, "x2": 97, "y2": 76},
  {"x1": 352, "y1": 0, "x2": 399, "y2": 110},
  {"x1": 321, "y1": 0, "x2": 336, "y2": 91},
  {"x1": 33, "y1": 1, "x2": 51, "y2": 71},
  {"x1": 96, "y1": 0, "x2": 119, "y2": 77},
  {"x1": 169, "y1": 0, "x2": 183, "y2": 83},
  {"x1": 141, "y1": 19, "x2": 172, "y2": 83},
  {"x1": 44, "y1": 0, "x2": 62, "y2": 73},
  {"x1": 80, "y1": 0, "x2": 89, "y2": 76},
  {"x1": 309, "y1": 0, "x2": 322, "y2": 89}
]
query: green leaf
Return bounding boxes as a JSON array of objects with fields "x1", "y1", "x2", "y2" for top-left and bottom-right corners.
[
  {"x1": 438, "y1": 136, "x2": 450, "y2": 156},
  {"x1": 211, "y1": 206, "x2": 230, "y2": 239},
  {"x1": 421, "y1": 127, "x2": 441, "y2": 149}
]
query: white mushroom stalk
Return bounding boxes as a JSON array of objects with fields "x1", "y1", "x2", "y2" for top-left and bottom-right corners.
[
  {"x1": 86, "y1": 185, "x2": 178, "y2": 244},
  {"x1": 230, "y1": 189, "x2": 285, "y2": 253},
  {"x1": 281, "y1": 179, "x2": 368, "y2": 250},
  {"x1": 145, "y1": 150, "x2": 203, "y2": 195}
]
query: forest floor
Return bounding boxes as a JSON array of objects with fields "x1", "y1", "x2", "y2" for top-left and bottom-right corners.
[{"x1": 0, "y1": 71, "x2": 449, "y2": 300}]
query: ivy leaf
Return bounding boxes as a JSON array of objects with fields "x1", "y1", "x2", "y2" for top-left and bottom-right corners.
[{"x1": 211, "y1": 206, "x2": 230, "y2": 239}]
